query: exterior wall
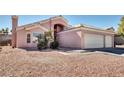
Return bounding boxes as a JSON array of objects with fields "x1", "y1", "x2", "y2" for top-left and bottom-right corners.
[
  {"x1": 41, "y1": 18, "x2": 68, "y2": 31},
  {"x1": 16, "y1": 27, "x2": 46, "y2": 48},
  {"x1": 40, "y1": 22, "x2": 51, "y2": 30},
  {"x1": 51, "y1": 18, "x2": 68, "y2": 31},
  {"x1": 57, "y1": 30, "x2": 82, "y2": 49}
]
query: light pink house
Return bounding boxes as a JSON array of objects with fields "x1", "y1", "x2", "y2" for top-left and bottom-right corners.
[{"x1": 12, "y1": 15, "x2": 115, "y2": 49}]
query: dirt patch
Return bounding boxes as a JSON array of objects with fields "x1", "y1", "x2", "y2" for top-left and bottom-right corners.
[{"x1": 0, "y1": 46, "x2": 124, "y2": 77}]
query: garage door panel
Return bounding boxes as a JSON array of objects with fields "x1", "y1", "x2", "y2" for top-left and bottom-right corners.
[
  {"x1": 84, "y1": 34, "x2": 104, "y2": 48},
  {"x1": 105, "y1": 36, "x2": 112, "y2": 47}
]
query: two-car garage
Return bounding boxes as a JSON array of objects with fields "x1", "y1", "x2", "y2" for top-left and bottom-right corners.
[{"x1": 84, "y1": 33, "x2": 113, "y2": 48}]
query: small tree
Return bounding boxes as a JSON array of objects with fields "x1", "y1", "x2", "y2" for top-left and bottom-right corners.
[{"x1": 118, "y1": 16, "x2": 124, "y2": 37}]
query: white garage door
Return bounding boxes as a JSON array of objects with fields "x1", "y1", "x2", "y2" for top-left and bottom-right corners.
[
  {"x1": 84, "y1": 34, "x2": 104, "y2": 48},
  {"x1": 105, "y1": 35, "x2": 112, "y2": 47}
]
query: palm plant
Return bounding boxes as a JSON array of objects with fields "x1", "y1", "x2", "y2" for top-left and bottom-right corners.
[
  {"x1": 5, "y1": 28, "x2": 9, "y2": 34},
  {"x1": 44, "y1": 30, "x2": 54, "y2": 41},
  {"x1": 45, "y1": 30, "x2": 59, "y2": 49},
  {"x1": 1, "y1": 28, "x2": 4, "y2": 33}
]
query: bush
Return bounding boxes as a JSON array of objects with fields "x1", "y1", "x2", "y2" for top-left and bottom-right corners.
[
  {"x1": 37, "y1": 34, "x2": 48, "y2": 50},
  {"x1": 50, "y1": 41, "x2": 59, "y2": 49},
  {"x1": 37, "y1": 40, "x2": 47, "y2": 50}
]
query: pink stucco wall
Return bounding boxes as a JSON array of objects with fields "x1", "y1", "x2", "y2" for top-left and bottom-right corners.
[
  {"x1": 16, "y1": 27, "x2": 47, "y2": 48},
  {"x1": 41, "y1": 18, "x2": 68, "y2": 30},
  {"x1": 57, "y1": 30, "x2": 82, "y2": 48}
]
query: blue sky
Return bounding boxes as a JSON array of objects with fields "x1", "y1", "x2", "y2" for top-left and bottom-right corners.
[{"x1": 0, "y1": 15, "x2": 122, "y2": 31}]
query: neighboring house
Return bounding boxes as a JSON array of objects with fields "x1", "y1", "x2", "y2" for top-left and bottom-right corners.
[{"x1": 12, "y1": 15, "x2": 115, "y2": 49}]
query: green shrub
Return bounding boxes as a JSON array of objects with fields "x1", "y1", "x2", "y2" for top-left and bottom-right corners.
[
  {"x1": 37, "y1": 34, "x2": 48, "y2": 50},
  {"x1": 37, "y1": 42, "x2": 47, "y2": 50},
  {"x1": 50, "y1": 41, "x2": 59, "y2": 49}
]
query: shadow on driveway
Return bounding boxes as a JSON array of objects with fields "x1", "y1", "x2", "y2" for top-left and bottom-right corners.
[
  {"x1": 20, "y1": 47, "x2": 124, "y2": 55},
  {"x1": 85, "y1": 48, "x2": 124, "y2": 55}
]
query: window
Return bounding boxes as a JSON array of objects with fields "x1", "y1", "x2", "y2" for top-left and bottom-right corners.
[
  {"x1": 32, "y1": 32, "x2": 43, "y2": 43},
  {"x1": 27, "y1": 34, "x2": 31, "y2": 43},
  {"x1": 33, "y1": 32, "x2": 42, "y2": 37}
]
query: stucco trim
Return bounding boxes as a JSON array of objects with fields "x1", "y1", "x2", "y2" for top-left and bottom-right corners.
[
  {"x1": 57, "y1": 27, "x2": 81, "y2": 34},
  {"x1": 58, "y1": 27, "x2": 115, "y2": 35},
  {"x1": 25, "y1": 25, "x2": 48, "y2": 31},
  {"x1": 81, "y1": 27, "x2": 115, "y2": 35},
  {"x1": 17, "y1": 25, "x2": 48, "y2": 32}
]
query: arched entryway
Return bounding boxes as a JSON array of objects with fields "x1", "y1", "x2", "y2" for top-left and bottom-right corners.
[{"x1": 54, "y1": 24, "x2": 64, "y2": 40}]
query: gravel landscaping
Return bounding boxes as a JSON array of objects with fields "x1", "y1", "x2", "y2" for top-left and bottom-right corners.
[{"x1": 0, "y1": 46, "x2": 124, "y2": 77}]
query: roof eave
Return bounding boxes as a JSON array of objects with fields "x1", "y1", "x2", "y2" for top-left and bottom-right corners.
[{"x1": 58, "y1": 26, "x2": 115, "y2": 35}]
